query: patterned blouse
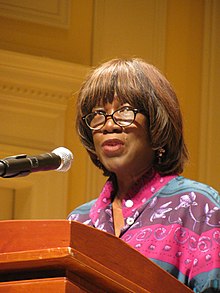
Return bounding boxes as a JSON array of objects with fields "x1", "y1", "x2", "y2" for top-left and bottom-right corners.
[{"x1": 68, "y1": 173, "x2": 220, "y2": 293}]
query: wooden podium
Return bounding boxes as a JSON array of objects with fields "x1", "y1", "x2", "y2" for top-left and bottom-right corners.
[{"x1": 0, "y1": 220, "x2": 192, "y2": 292}]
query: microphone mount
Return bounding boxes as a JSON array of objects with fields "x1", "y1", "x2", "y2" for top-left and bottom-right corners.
[{"x1": 0, "y1": 147, "x2": 73, "y2": 178}]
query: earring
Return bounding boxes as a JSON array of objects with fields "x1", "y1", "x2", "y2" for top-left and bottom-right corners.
[
  {"x1": 158, "y1": 148, "x2": 165, "y2": 164},
  {"x1": 96, "y1": 157, "x2": 103, "y2": 169}
]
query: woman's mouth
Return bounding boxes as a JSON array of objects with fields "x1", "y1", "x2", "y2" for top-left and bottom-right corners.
[{"x1": 101, "y1": 139, "x2": 124, "y2": 155}]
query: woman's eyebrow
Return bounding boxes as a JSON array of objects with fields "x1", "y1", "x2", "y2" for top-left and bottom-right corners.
[{"x1": 92, "y1": 106, "x2": 106, "y2": 112}]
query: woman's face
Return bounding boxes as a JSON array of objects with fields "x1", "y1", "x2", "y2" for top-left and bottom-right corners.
[{"x1": 92, "y1": 99, "x2": 154, "y2": 179}]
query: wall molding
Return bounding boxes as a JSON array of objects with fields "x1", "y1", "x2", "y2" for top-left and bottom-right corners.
[
  {"x1": 199, "y1": 0, "x2": 220, "y2": 190},
  {"x1": 0, "y1": 49, "x2": 89, "y2": 104},
  {"x1": 0, "y1": 0, "x2": 71, "y2": 28},
  {"x1": 92, "y1": 0, "x2": 167, "y2": 70},
  {"x1": 151, "y1": 0, "x2": 167, "y2": 71},
  {"x1": 0, "y1": 49, "x2": 90, "y2": 151},
  {"x1": 0, "y1": 49, "x2": 90, "y2": 219}
]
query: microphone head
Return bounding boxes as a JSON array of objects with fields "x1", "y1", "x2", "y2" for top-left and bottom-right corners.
[{"x1": 52, "y1": 147, "x2": 73, "y2": 172}]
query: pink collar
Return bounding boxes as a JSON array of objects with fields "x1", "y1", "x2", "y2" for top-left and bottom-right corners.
[{"x1": 90, "y1": 172, "x2": 177, "y2": 223}]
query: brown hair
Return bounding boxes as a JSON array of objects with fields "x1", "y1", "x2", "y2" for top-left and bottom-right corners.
[{"x1": 76, "y1": 58, "x2": 188, "y2": 176}]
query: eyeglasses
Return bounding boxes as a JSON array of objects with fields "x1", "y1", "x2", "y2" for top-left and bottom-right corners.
[{"x1": 83, "y1": 106, "x2": 140, "y2": 130}]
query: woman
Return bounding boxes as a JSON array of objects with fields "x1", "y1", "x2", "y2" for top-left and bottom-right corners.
[{"x1": 68, "y1": 58, "x2": 220, "y2": 292}]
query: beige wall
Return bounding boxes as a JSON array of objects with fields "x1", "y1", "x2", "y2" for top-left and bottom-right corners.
[
  {"x1": 0, "y1": 0, "x2": 219, "y2": 219},
  {"x1": 165, "y1": 0, "x2": 204, "y2": 180}
]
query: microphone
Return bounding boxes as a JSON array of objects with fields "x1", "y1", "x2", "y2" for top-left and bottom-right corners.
[{"x1": 0, "y1": 147, "x2": 73, "y2": 178}]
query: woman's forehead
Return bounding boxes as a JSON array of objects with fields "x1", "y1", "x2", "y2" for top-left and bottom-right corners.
[
  {"x1": 92, "y1": 96, "x2": 134, "y2": 108},
  {"x1": 93, "y1": 99, "x2": 131, "y2": 109}
]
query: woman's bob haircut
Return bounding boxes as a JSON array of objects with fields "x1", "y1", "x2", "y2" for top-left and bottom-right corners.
[{"x1": 76, "y1": 58, "x2": 188, "y2": 176}]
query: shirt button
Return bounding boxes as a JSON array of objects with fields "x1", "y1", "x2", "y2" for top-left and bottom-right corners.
[
  {"x1": 126, "y1": 217, "x2": 134, "y2": 225},
  {"x1": 125, "y1": 199, "x2": 134, "y2": 208}
]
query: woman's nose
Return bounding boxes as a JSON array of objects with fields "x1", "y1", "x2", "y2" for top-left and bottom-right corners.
[{"x1": 101, "y1": 115, "x2": 122, "y2": 133}]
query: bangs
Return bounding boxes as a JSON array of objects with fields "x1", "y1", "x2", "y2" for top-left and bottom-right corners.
[{"x1": 80, "y1": 60, "x2": 148, "y2": 115}]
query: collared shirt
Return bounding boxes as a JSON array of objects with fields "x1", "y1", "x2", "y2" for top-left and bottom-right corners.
[{"x1": 68, "y1": 173, "x2": 220, "y2": 293}]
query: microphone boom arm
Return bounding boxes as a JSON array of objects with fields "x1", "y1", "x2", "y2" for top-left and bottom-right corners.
[{"x1": 0, "y1": 152, "x2": 63, "y2": 178}]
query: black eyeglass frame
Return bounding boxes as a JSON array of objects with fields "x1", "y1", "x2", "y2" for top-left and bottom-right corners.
[{"x1": 82, "y1": 106, "x2": 140, "y2": 130}]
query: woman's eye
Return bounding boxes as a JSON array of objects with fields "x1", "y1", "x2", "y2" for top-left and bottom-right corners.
[
  {"x1": 96, "y1": 111, "x2": 106, "y2": 115},
  {"x1": 119, "y1": 108, "x2": 133, "y2": 116}
]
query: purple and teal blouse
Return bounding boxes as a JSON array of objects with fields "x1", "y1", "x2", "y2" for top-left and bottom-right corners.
[{"x1": 68, "y1": 173, "x2": 220, "y2": 293}]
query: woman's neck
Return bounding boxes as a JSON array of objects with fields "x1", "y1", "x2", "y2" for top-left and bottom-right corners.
[{"x1": 115, "y1": 166, "x2": 154, "y2": 200}]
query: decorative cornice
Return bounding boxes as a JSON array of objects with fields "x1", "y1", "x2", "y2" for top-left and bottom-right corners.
[
  {"x1": 0, "y1": 49, "x2": 90, "y2": 105},
  {"x1": 0, "y1": 81, "x2": 70, "y2": 105}
]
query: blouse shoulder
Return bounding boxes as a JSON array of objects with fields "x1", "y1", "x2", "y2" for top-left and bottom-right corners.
[
  {"x1": 164, "y1": 176, "x2": 220, "y2": 205},
  {"x1": 67, "y1": 198, "x2": 97, "y2": 219}
]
